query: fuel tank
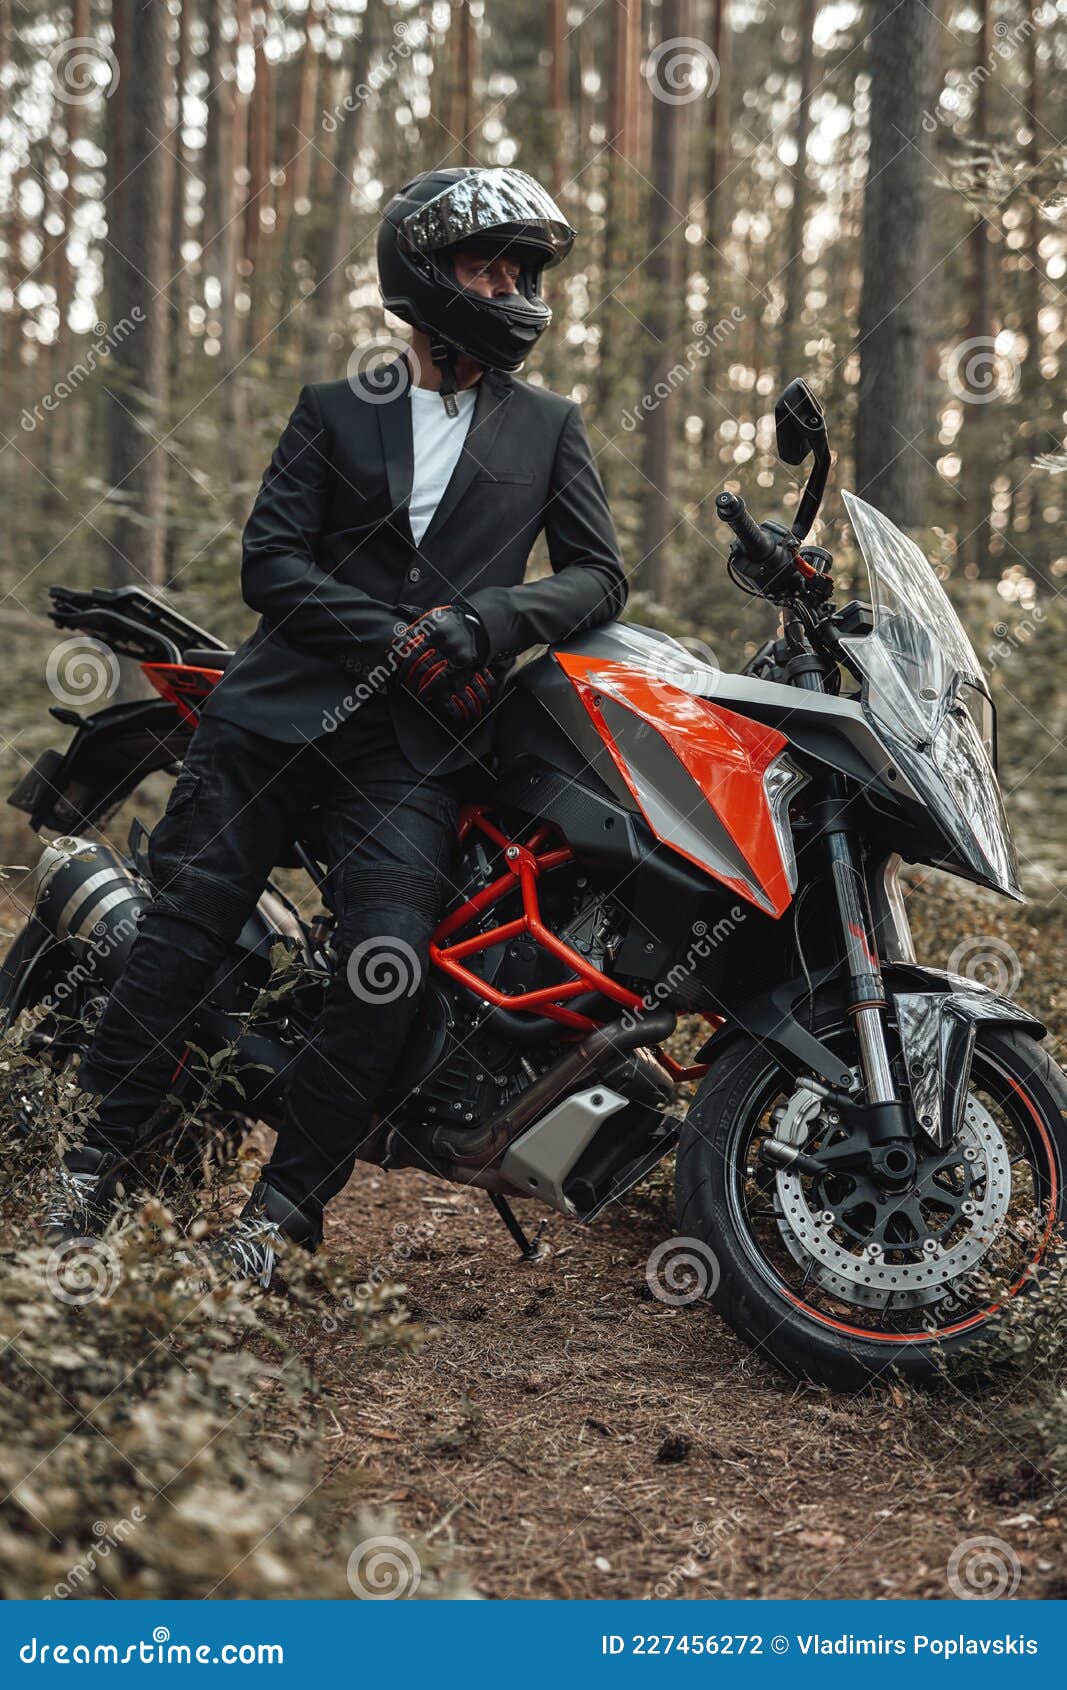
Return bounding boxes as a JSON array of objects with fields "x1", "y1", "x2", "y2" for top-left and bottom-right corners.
[
  {"x1": 494, "y1": 622, "x2": 919, "y2": 917},
  {"x1": 499, "y1": 624, "x2": 804, "y2": 918}
]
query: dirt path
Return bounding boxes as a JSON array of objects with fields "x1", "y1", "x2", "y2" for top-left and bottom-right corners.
[
  {"x1": 5, "y1": 876, "x2": 1063, "y2": 1600},
  {"x1": 288, "y1": 1165, "x2": 1065, "y2": 1601}
]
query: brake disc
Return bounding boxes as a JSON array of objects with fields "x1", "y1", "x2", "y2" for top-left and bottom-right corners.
[{"x1": 770, "y1": 1085, "x2": 1012, "y2": 1311}]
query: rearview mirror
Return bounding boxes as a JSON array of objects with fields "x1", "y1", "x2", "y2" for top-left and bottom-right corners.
[
  {"x1": 775, "y1": 378, "x2": 826, "y2": 465},
  {"x1": 774, "y1": 378, "x2": 831, "y2": 541}
]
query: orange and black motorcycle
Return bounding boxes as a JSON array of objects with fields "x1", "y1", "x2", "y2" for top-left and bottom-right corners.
[{"x1": 4, "y1": 380, "x2": 1064, "y2": 1389}]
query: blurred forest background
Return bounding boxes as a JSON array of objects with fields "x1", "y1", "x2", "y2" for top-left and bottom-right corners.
[{"x1": 1, "y1": 0, "x2": 1065, "y2": 891}]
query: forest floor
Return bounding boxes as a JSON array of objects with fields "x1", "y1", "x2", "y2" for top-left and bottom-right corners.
[
  {"x1": 290, "y1": 1157, "x2": 1067, "y2": 1602},
  {"x1": 278, "y1": 876, "x2": 1067, "y2": 1602},
  {"x1": 2, "y1": 878, "x2": 1066, "y2": 1600}
]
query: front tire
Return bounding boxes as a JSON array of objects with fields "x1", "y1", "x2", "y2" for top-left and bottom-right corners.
[{"x1": 675, "y1": 1024, "x2": 1066, "y2": 1390}]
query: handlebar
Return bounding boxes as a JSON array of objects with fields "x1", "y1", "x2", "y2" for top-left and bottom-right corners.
[
  {"x1": 714, "y1": 491, "x2": 778, "y2": 563},
  {"x1": 714, "y1": 489, "x2": 829, "y2": 602}
]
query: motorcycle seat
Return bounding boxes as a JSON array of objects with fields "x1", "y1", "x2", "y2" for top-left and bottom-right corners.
[{"x1": 184, "y1": 646, "x2": 236, "y2": 670}]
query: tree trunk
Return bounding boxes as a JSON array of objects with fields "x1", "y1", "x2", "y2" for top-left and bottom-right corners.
[
  {"x1": 309, "y1": 10, "x2": 376, "y2": 379},
  {"x1": 274, "y1": 0, "x2": 321, "y2": 258},
  {"x1": 698, "y1": 0, "x2": 730, "y2": 452},
  {"x1": 231, "y1": 0, "x2": 253, "y2": 352},
  {"x1": 920, "y1": 0, "x2": 946, "y2": 449},
  {"x1": 777, "y1": 0, "x2": 816, "y2": 388},
  {"x1": 1021, "y1": 12, "x2": 1042, "y2": 440},
  {"x1": 244, "y1": 5, "x2": 275, "y2": 336},
  {"x1": 548, "y1": 0, "x2": 567, "y2": 193},
  {"x1": 703, "y1": 0, "x2": 729, "y2": 256},
  {"x1": 638, "y1": 0, "x2": 690, "y2": 602},
  {"x1": 46, "y1": 0, "x2": 92, "y2": 482},
  {"x1": 1011, "y1": 6, "x2": 1045, "y2": 560},
  {"x1": 3, "y1": 165, "x2": 29, "y2": 486},
  {"x1": 958, "y1": 0, "x2": 996, "y2": 572},
  {"x1": 33, "y1": 148, "x2": 61, "y2": 492},
  {"x1": 595, "y1": 0, "x2": 641, "y2": 419},
  {"x1": 447, "y1": 0, "x2": 480, "y2": 162},
  {"x1": 164, "y1": 0, "x2": 194, "y2": 584},
  {"x1": 854, "y1": 0, "x2": 935, "y2": 526},
  {"x1": 104, "y1": 0, "x2": 171, "y2": 588},
  {"x1": 202, "y1": 0, "x2": 243, "y2": 494}
]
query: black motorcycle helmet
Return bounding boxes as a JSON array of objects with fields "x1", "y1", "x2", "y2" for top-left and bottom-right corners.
[{"x1": 377, "y1": 166, "x2": 576, "y2": 374}]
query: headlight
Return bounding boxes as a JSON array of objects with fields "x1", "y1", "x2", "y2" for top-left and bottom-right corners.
[{"x1": 763, "y1": 753, "x2": 807, "y2": 895}]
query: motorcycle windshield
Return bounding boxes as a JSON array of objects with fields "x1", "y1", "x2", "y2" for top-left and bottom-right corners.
[{"x1": 838, "y1": 490, "x2": 1021, "y2": 899}]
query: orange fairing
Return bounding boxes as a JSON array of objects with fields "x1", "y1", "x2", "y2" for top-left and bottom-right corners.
[{"x1": 556, "y1": 652, "x2": 798, "y2": 918}]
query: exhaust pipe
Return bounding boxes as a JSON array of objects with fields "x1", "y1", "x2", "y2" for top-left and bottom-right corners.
[
  {"x1": 31, "y1": 835, "x2": 150, "y2": 988},
  {"x1": 28, "y1": 838, "x2": 306, "y2": 1123},
  {"x1": 386, "y1": 1004, "x2": 678, "y2": 1186}
]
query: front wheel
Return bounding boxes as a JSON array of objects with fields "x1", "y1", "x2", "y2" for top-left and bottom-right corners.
[{"x1": 675, "y1": 1023, "x2": 1065, "y2": 1390}]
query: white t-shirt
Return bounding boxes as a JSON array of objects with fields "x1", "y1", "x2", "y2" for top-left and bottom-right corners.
[{"x1": 407, "y1": 384, "x2": 477, "y2": 545}]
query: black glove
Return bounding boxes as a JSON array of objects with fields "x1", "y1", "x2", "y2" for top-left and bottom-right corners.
[{"x1": 392, "y1": 604, "x2": 497, "y2": 730}]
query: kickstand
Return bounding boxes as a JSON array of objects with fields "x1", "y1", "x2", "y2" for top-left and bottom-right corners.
[{"x1": 488, "y1": 1192, "x2": 547, "y2": 1262}]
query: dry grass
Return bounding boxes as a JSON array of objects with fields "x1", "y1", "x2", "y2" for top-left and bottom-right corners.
[{"x1": 0, "y1": 1055, "x2": 469, "y2": 1599}]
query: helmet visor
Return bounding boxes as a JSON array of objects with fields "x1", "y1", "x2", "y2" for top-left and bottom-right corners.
[{"x1": 398, "y1": 169, "x2": 575, "y2": 268}]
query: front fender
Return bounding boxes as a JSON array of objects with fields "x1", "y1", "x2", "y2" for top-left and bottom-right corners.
[
  {"x1": 695, "y1": 961, "x2": 1044, "y2": 1147},
  {"x1": 889, "y1": 962, "x2": 1045, "y2": 1148}
]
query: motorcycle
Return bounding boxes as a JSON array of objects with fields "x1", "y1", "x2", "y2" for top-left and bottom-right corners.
[{"x1": 3, "y1": 377, "x2": 1063, "y2": 1390}]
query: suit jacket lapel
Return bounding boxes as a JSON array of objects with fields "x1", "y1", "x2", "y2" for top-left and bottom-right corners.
[
  {"x1": 375, "y1": 363, "x2": 414, "y2": 539},
  {"x1": 417, "y1": 370, "x2": 513, "y2": 550}
]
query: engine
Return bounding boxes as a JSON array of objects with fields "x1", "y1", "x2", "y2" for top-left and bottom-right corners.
[{"x1": 390, "y1": 835, "x2": 630, "y2": 1131}]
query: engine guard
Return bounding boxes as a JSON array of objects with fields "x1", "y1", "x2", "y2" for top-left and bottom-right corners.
[{"x1": 892, "y1": 964, "x2": 1045, "y2": 1149}]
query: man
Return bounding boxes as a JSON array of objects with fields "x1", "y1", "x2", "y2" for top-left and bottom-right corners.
[{"x1": 43, "y1": 166, "x2": 627, "y2": 1283}]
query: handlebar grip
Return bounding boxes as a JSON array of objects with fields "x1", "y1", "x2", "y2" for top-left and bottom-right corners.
[{"x1": 715, "y1": 491, "x2": 778, "y2": 562}]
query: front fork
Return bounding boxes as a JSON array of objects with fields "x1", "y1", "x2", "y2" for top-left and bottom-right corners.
[
  {"x1": 785, "y1": 641, "x2": 915, "y2": 1184},
  {"x1": 813, "y1": 779, "x2": 917, "y2": 1185}
]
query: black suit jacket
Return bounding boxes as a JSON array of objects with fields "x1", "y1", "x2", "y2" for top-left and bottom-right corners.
[{"x1": 201, "y1": 363, "x2": 628, "y2": 773}]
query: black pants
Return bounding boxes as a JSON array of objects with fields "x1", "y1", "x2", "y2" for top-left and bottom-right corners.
[{"x1": 78, "y1": 695, "x2": 459, "y2": 1234}]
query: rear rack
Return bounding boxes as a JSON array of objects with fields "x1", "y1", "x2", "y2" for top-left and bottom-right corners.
[{"x1": 48, "y1": 585, "x2": 228, "y2": 667}]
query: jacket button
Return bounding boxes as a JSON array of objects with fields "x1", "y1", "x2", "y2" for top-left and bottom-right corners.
[{"x1": 407, "y1": 566, "x2": 421, "y2": 583}]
